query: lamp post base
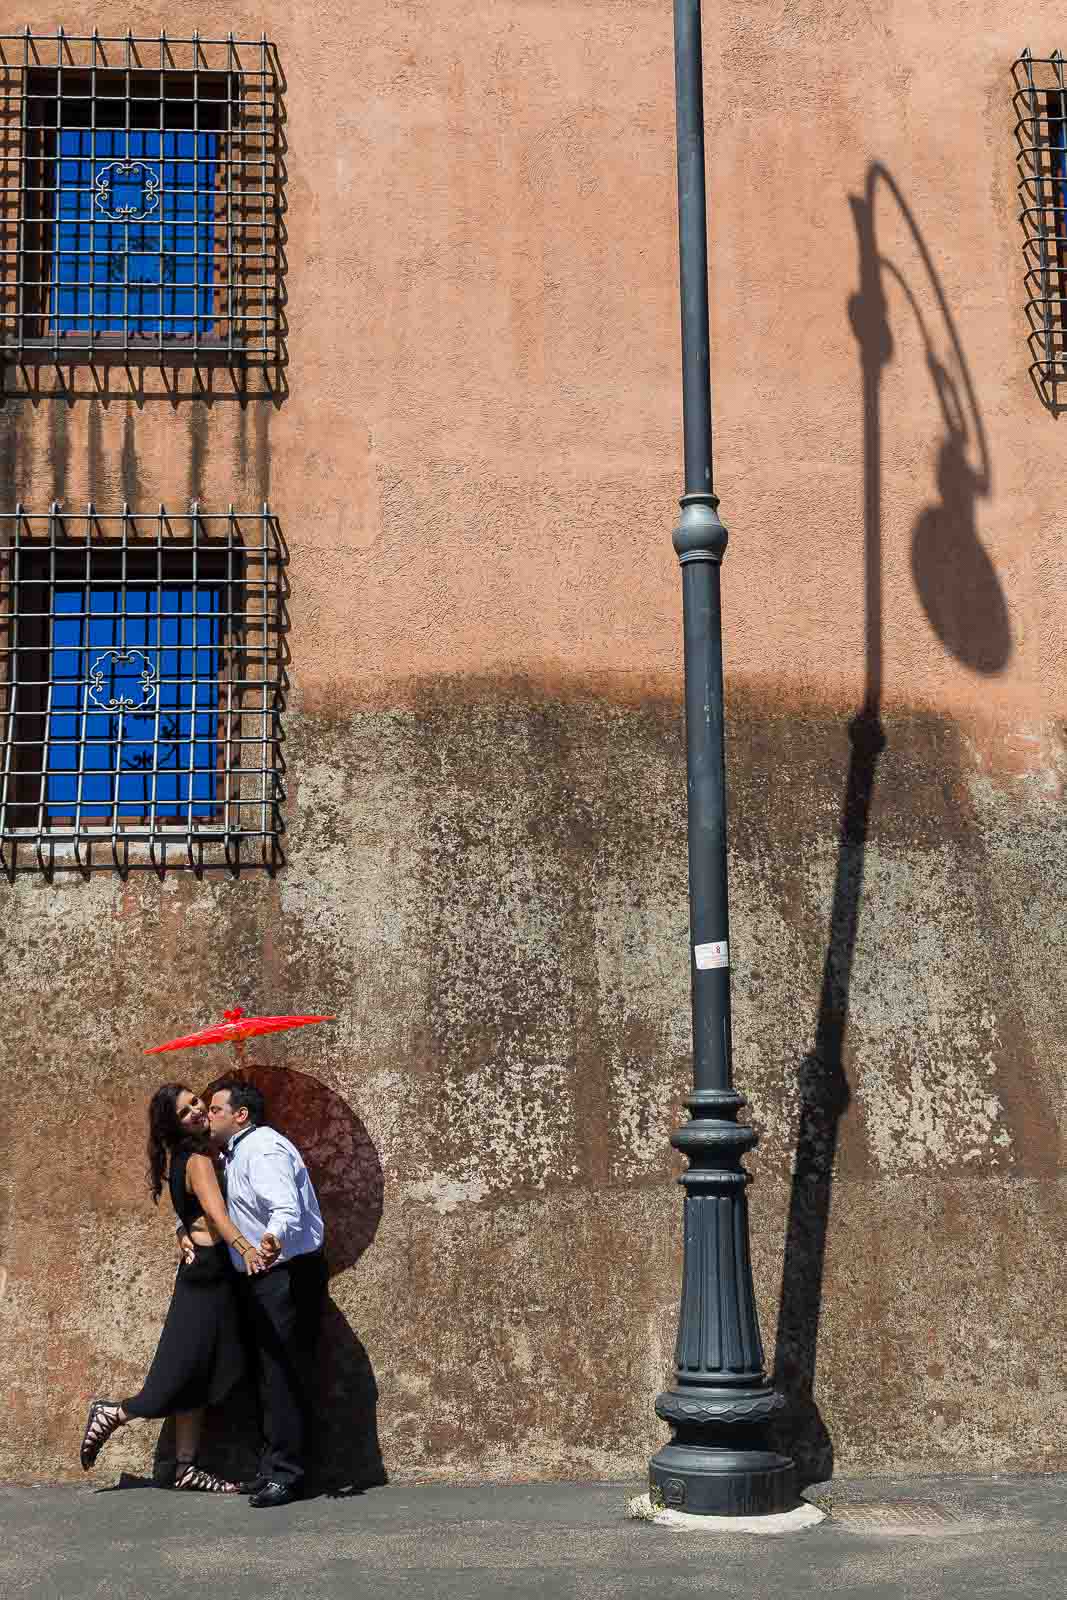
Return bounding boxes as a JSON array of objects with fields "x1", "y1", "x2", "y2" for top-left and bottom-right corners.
[
  {"x1": 629, "y1": 1491, "x2": 822, "y2": 1533},
  {"x1": 650, "y1": 1438, "x2": 797, "y2": 1518}
]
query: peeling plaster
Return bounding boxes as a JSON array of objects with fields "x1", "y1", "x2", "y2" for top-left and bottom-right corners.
[{"x1": 408, "y1": 1175, "x2": 491, "y2": 1213}]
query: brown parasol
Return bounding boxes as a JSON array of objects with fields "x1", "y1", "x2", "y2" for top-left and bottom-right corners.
[{"x1": 144, "y1": 1005, "x2": 336, "y2": 1064}]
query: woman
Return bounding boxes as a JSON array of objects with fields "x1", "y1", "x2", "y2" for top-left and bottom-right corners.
[{"x1": 79, "y1": 1083, "x2": 266, "y2": 1491}]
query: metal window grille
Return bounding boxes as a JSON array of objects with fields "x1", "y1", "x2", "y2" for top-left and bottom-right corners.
[
  {"x1": 0, "y1": 504, "x2": 286, "y2": 876},
  {"x1": 0, "y1": 29, "x2": 280, "y2": 367},
  {"x1": 1014, "y1": 49, "x2": 1067, "y2": 404}
]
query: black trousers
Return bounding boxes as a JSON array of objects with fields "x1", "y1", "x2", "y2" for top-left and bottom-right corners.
[{"x1": 239, "y1": 1249, "x2": 328, "y2": 1488}]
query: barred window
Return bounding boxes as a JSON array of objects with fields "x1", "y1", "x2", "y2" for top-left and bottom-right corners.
[
  {"x1": 1014, "y1": 49, "x2": 1067, "y2": 405},
  {"x1": 0, "y1": 30, "x2": 279, "y2": 366},
  {"x1": 0, "y1": 506, "x2": 286, "y2": 875}
]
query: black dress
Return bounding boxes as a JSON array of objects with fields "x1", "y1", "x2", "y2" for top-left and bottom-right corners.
[{"x1": 121, "y1": 1149, "x2": 245, "y2": 1419}]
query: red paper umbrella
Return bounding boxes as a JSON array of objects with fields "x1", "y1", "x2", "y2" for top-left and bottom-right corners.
[{"x1": 145, "y1": 1006, "x2": 336, "y2": 1062}]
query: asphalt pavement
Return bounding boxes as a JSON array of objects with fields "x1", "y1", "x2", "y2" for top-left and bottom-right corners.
[{"x1": 0, "y1": 1472, "x2": 1063, "y2": 1599}]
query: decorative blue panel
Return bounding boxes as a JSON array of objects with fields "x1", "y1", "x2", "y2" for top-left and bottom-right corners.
[
  {"x1": 47, "y1": 584, "x2": 221, "y2": 818},
  {"x1": 52, "y1": 127, "x2": 216, "y2": 337}
]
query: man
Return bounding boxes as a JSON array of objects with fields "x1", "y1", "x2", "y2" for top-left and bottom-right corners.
[{"x1": 205, "y1": 1077, "x2": 328, "y2": 1508}]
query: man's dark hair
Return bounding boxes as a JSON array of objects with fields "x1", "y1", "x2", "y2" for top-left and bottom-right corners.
[{"x1": 208, "y1": 1075, "x2": 266, "y2": 1127}]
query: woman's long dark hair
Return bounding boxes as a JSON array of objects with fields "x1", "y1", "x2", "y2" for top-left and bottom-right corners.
[{"x1": 146, "y1": 1083, "x2": 212, "y2": 1203}]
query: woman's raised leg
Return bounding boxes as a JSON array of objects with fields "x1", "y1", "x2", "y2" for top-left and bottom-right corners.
[{"x1": 79, "y1": 1401, "x2": 128, "y2": 1470}]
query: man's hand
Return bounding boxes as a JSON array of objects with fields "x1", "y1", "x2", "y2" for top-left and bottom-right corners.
[
  {"x1": 259, "y1": 1232, "x2": 281, "y2": 1267},
  {"x1": 177, "y1": 1228, "x2": 195, "y2": 1267}
]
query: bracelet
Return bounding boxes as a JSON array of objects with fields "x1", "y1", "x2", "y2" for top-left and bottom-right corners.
[{"x1": 233, "y1": 1235, "x2": 254, "y2": 1256}]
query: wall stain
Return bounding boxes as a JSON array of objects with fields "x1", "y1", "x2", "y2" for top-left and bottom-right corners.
[
  {"x1": 237, "y1": 402, "x2": 250, "y2": 495},
  {"x1": 0, "y1": 405, "x2": 17, "y2": 510},
  {"x1": 254, "y1": 402, "x2": 271, "y2": 502},
  {"x1": 15, "y1": 399, "x2": 34, "y2": 503},
  {"x1": 87, "y1": 401, "x2": 104, "y2": 503},
  {"x1": 1, "y1": 688, "x2": 1067, "y2": 1485},
  {"x1": 47, "y1": 402, "x2": 70, "y2": 506},
  {"x1": 188, "y1": 403, "x2": 208, "y2": 504},
  {"x1": 120, "y1": 408, "x2": 141, "y2": 507}
]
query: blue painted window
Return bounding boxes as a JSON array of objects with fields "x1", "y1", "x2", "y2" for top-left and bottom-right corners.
[
  {"x1": 52, "y1": 127, "x2": 216, "y2": 338},
  {"x1": 46, "y1": 586, "x2": 222, "y2": 819},
  {"x1": 1053, "y1": 99, "x2": 1067, "y2": 238}
]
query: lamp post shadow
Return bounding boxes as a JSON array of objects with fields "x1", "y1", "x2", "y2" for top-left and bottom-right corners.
[
  {"x1": 771, "y1": 163, "x2": 1008, "y2": 1486},
  {"x1": 153, "y1": 1061, "x2": 386, "y2": 1497}
]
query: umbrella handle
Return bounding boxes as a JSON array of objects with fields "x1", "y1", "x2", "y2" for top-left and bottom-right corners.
[{"x1": 233, "y1": 1037, "x2": 247, "y2": 1065}]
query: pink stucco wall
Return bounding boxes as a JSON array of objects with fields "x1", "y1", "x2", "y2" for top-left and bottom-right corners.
[{"x1": 2, "y1": 3, "x2": 1066, "y2": 1486}]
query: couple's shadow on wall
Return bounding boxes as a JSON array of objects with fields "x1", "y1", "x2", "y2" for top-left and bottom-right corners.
[{"x1": 154, "y1": 1062, "x2": 387, "y2": 1497}]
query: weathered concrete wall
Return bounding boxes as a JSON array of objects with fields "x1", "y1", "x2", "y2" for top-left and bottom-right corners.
[
  {"x1": 4, "y1": 689, "x2": 1067, "y2": 1483},
  {"x1": 1, "y1": 0, "x2": 1067, "y2": 1485}
]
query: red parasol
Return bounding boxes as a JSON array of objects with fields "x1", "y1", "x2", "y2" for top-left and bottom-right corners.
[{"x1": 144, "y1": 1005, "x2": 336, "y2": 1063}]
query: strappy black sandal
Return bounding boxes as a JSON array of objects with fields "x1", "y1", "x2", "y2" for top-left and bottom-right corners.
[
  {"x1": 80, "y1": 1400, "x2": 125, "y2": 1470},
  {"x1": 174, "y1": 1458, "x2": 240, "y2": 1493}
]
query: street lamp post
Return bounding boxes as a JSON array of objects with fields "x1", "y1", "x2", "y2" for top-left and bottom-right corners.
[{"x1": 647, "y1": 0, "x2": 796, "y2": 1518}]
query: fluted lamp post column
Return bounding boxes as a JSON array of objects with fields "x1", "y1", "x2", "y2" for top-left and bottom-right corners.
[{"x1": 647, "y1": 0, "x2": 796, "y2": 1518}]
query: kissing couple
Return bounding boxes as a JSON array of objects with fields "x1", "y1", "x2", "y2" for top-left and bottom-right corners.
[{"x1": 80, "y1": 1075, "x2": 328, "y2": 1508}]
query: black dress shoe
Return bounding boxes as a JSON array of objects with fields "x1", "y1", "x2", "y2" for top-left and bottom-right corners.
[
  {"x1": 249, "y1": 1480, "x2": 299, "y2": 1509},
  {"x1": 239, "y1": 1475, "x2": 268, "y2": 1495}
]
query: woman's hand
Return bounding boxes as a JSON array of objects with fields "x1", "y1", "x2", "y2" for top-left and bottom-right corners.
[
  {"x1": 177, "y1": 1228, "x2": 196, "y2": 1267},
  {"x1": 242, "y1": 1246, "x2": 268, "y2": 1275}
]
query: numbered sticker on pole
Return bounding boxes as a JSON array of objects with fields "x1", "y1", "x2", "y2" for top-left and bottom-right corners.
[{"x1": 693, "y1": 940, "x2": 729, "y2": 971}]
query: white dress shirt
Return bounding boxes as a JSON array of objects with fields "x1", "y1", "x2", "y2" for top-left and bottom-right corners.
[{"x1": 223, "y1": 1124, "x2": 324, "y2": 1274}]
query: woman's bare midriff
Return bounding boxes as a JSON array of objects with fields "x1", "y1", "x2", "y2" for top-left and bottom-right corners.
[{"x1": 188, "y1": 1215, "x2": 221, "y2": 1248}]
